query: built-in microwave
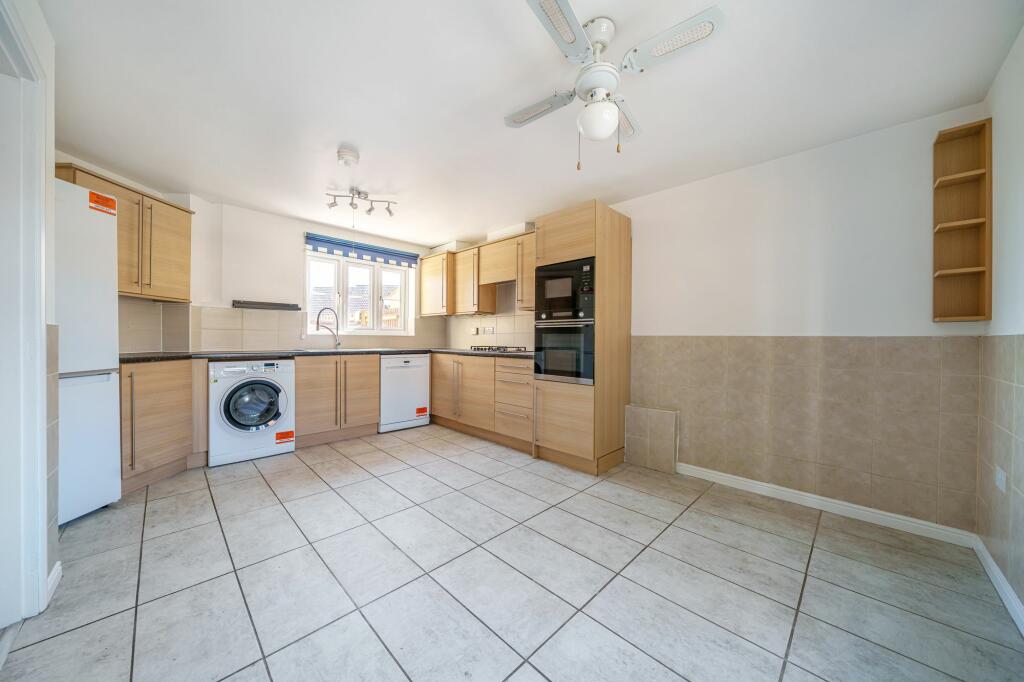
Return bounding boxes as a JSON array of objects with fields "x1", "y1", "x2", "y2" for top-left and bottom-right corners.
[
  {"x1": 534, "y1": 257, "x2": 594, "y2": 323},
  {"x1": 534, "y1": 320, "x2": 594, "y2": 385}
]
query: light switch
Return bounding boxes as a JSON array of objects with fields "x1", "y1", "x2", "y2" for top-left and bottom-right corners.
[
  {"x1": 471, "y1": 327, "x2": 479, "y2": 335},
  {"x1": 995, "y1": 466, "x2": 1007, "y2": 493}
]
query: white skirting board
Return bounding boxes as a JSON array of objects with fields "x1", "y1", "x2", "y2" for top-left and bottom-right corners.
[
  {"x1": 0, "y1": 620, "x2": 22, "y2": 672},
  {"x1": 45, "y1": 561, "x2": 62, "y2": 608},
  {"x1": 676, "y1": 462, "x2": 1024, "y2": 638}
]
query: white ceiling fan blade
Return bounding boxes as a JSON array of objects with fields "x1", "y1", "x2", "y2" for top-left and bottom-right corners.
[
  {"x1": 621, "y1": 6, "x2": 722, "y2": 74},
  {"x1": 612, "y1": 96, "x2": 641, "y2": 141},
  {"x1": 525, "y1": 0, "x2": 594, "y2": 65},
  {"x1": 504, "y1": 90, "x2": 576, "y2": 128}
]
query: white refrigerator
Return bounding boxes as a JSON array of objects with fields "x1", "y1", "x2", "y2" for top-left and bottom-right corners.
[{"x1": 56, "y1": 179, "x2": 122, "y2": 524}]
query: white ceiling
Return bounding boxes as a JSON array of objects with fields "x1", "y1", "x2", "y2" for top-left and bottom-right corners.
[{"x1": 41, "y1": 0, "x2": 1024, "y2": 246}]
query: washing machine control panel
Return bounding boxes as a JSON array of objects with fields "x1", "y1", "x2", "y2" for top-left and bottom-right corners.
[{"x1": 254, "y1": 362, "x2": 280, "y2": 373}]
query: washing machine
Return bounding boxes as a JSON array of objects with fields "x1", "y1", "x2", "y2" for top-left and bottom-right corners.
[{"x1": 208, "y1": 359, "x2": 295, "y2": 466}]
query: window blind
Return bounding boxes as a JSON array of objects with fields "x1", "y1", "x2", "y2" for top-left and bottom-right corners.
[{"x1": 304, "y1": 232, "x2": 419, "y2": 267}]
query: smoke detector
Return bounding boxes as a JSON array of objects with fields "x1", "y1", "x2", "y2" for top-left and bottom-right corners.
[{"x1": 337, "y1": 147, "x2": 360, "y2": 167}]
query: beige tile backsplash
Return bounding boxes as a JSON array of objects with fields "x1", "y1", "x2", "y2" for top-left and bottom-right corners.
[
  {"x1": 631, "y1": 335, "x2": 984, "y2": 531},
  {"x1": 446, "y1": 282, "x2": 534, "y2": 350}
]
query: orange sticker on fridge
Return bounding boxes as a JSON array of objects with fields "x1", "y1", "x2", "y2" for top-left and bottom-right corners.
[
  {"x1": 275, "y1": 430, "x2": 295, "y2": 444},
  {"x1": 416, "y1": 407, "x2": 428, "y2": 416},
  {"x1": 88, "y1": 191, "x2": 117, "y2": 216}
]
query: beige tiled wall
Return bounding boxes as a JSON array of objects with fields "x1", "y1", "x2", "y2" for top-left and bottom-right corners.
[
  {"x1": 624, "y1": 405, "x2": 677, "y2": 473},
  {"x1": 446, "y1": 283, "x2": 534, "y2": 350},
  {"x1": 46, "y1": 324, "x2": 59, "y2": 574},
  {"x1": 977, "y1": 335, "x2": 1024, "y2": 602},
  {"x1": 189, "y1": 305, "x2": 447, "y2": 352},
  {"x1": 118, "y1": 297, "x2": 189, "y2": 352},
  {"x1": 631, "y1": 336, "x2": 981, "y2": 531}
]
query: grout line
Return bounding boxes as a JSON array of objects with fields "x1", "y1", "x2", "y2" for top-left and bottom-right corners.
[
  {"x1": 127, "y1": 484, "x2": 147, "y2": 681},
  {"x1": 778, "y1": 509, "x2": 822, "y2": 681},
  {"x1": 207, "y1": 467, "x2": 275, "y2": 682}
]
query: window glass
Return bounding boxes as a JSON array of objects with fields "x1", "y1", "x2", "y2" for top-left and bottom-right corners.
[
  {"x1": 345, "y1": 263, "x2": 373, "y2": 330},
  {"x1": 307, "y1": 257, "x2": 338, "y2": 334},
  {"x1": 380, "y1": 267, "x2": 404, "y2": 331}
]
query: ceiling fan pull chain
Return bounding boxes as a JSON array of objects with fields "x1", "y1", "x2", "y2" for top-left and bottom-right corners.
[{"x1": 577, "y1": 132, "x2": 582, "y2": 171}]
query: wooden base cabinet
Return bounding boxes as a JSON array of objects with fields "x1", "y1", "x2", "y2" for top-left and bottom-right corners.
[
  {"x1": 430, "y1": 354, "x2": 495, "y2": 431},
  {"x1": 535, "y1": 382, "x2": 594, "y2": 460},
  {"x1": 120, "y1": 361, "x2": 193, "y2": 492},
  {"x1": 295, "y1": 354, "x2": 380, "y2": 445}
]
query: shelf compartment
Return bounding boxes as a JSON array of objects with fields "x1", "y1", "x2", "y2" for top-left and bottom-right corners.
[
  {"x1": 933, "y1": 168, "x2": 986, "y2": 189},
  {"x1": 934, "y1": 266, "x2": 986, "y2": 278},
  {"x1": 934, "y1": 218, "x2": 985, "y2": 234}
]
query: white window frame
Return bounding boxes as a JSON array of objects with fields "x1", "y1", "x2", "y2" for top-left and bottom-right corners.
[{"x1": 305, "y1": 252, "x2": 415, "y2": 336}]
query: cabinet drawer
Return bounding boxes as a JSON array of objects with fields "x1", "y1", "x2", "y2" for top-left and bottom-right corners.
[
  {"x1": 494, "y1": 402, "x2": 533, "y2": 442},
  {"x1": 495, "y1": 372, "x2": 533, "y2": 408},
  {"x1": 493, "y1": 357, "x2": 533, "y2": 375}
]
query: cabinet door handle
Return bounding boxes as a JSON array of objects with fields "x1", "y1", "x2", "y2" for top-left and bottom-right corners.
[
  {"x1": 516, "y1": 240, "x2": 523, "y2": 303},
  {"x1": 129, "y1": 372, "x2": 136, "y2": 470},
  {"x1": 441, "y1": 256, "x2": 447, "y2": 312},
  {"x1": 145, "y1": 204, "x2": 154, "y2": 286},
  {"x1": 472, "y1": 252, "x2": 478, "y2": 308},
  {"x1": 496, "y1": 363, "x2": 528, "y2": 371},
  {"x1": 335, "y1": 359, "x2": 341, "y2": 426},
  {"x1": 131, "y1": 199, "x2": 141, "y2": 285},
  {"x1": 532, "y1": 383, "x2": 539, "y2": 454},
  {"x1": 454, "y1": 361, "x2": 461, "y2": 417},
  {"x1": 343, "y1": 359, "x2": 349, "y2": 425},
  {"x1": 496, "y1": 409, "x2": 529, "y2": 419},
  {"x1": 497, "y1": 378, "x2": 529, "y2": 385}
]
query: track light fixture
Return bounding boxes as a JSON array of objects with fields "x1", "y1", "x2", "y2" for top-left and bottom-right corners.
[{"x1": 325, "y1": 187, "x2": 397, "y2": 218}]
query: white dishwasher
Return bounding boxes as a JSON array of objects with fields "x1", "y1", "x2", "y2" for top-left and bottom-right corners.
[{"x1": 379, "y1": 354, "x2": 431, "y2": 432}]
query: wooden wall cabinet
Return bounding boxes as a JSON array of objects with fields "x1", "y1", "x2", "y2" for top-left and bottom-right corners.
[
  {"x1": 534, "y1": 201, "x2": 597, "y2": 267},
  {"x1": 430, "y1": 353, "x2": 495, "y2": 431},
  {"x1": 120, "y1": 360, "x2": 193, "y2": 491},
  {"x1": 419, "y1": 252, "x2": 454, "y2": 316},
  {"x1": 932, "y1": 118, "x2": 992, "y2": 321},
  {"x1": 57, "y1": 163, "x2": 192, "y2": 302},
  {"x1": 295, "y1": 354, "x2": 380, "y2": 444},
  {"x1": 453, "y1": 248, "x2": 496, "y2": 315},
  {"x1": 476, "y1": 232, "x2": 536, "y2": 311}
]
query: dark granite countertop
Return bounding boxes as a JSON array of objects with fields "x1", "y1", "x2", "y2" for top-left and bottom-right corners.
[{"x1": 119, "y1": 348, "x2": 534, "y2": 364}]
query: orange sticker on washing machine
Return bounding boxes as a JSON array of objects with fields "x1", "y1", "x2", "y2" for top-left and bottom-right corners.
[
  {"x1": 416, "y1": 407, "x2": 428, "y2": 416},
  {"x1": 275, "y1": 430, "x2": 295, "y2": 444},
  {"x1": 88, "y1": 191, "x2": 117, "y2": 216}
]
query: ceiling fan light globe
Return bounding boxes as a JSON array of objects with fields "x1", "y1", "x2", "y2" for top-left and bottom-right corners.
[{"x1": 576, "y1": 100, "x2": 619, "y2": 141}]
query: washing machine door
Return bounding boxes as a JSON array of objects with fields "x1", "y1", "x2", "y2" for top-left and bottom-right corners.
[{"x1": 221, "y1": 379, "x2": 285, "y2": 432}]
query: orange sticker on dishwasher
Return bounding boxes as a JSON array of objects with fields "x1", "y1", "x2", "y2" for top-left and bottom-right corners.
[
  {"x1": 88, "y1": 191, "x2": 117, "y2": 216},
  {"x1": 416, "y1": 407, "x2": 428, "y2": 416},
  {"x1": 275, "y1": 430, "x2": 295, "y2": 444}
]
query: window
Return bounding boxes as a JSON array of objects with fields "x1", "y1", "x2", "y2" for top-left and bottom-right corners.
[{"x1": 305, "y1": 253, "x2": 415, "y2": 335}]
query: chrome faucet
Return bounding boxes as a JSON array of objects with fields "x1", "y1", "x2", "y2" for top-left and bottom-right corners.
[{"x1": 315, "y1": 307, "x2": 342, "y2": 349}]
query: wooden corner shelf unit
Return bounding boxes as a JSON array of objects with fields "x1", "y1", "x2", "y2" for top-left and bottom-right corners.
[{"x1": 932, "y1": 118, "x2": 992, "y2": 322}]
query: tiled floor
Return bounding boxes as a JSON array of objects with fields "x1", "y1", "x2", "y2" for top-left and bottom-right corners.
[{"x1": 3, "y1": 423, "x2": 1023, "y2": 681}]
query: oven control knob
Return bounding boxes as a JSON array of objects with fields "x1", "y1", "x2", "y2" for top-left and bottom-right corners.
[
  {"x1": 578, "y1": 311, "x2": 584, "y2": 318},
  {"x1": 540, "y1": 313, "x2": 546, "y2": 319}
]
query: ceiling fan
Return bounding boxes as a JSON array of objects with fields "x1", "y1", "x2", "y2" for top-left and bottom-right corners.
[{"x1": 505, "y1": 0, "x2": 723, "y2": 157}]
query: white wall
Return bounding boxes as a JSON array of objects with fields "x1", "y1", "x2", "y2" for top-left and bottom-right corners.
[
  {"x1": 616, "y1": 103, "x2": 991, "y2": 337},
  {"x1": 986, "y1": 26, "x2": 1024, "y2": 335}
]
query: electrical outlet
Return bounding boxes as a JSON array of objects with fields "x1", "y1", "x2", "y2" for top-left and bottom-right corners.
[
  {"x1": 995, "y1": 466, "x2": 1007, "y2": 493},
  {"x1": 484, "y1": 326, "x2": 495, "y2": 335}
]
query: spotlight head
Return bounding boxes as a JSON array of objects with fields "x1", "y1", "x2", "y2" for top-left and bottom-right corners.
[
  {"x1": 349, "y1": 199, "x2": 358, "y2": 210},
  {"x1": 385, "y1": 204, "x2": 394, "y2": 217},
  {"x1": 327, "y1": 198, "x2": 338, "y2": 209},
  {"x1": 366, "y1": 203, "x2": 375, "y2": 216}
]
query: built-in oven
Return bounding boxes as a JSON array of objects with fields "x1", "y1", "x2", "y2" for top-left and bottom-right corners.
[
  {"x1": 534, "y1": 320, "x2": 594, "y2": 384},
  {"x1": 535, "y1": 257, "x2": 594, "y2": 323}
]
